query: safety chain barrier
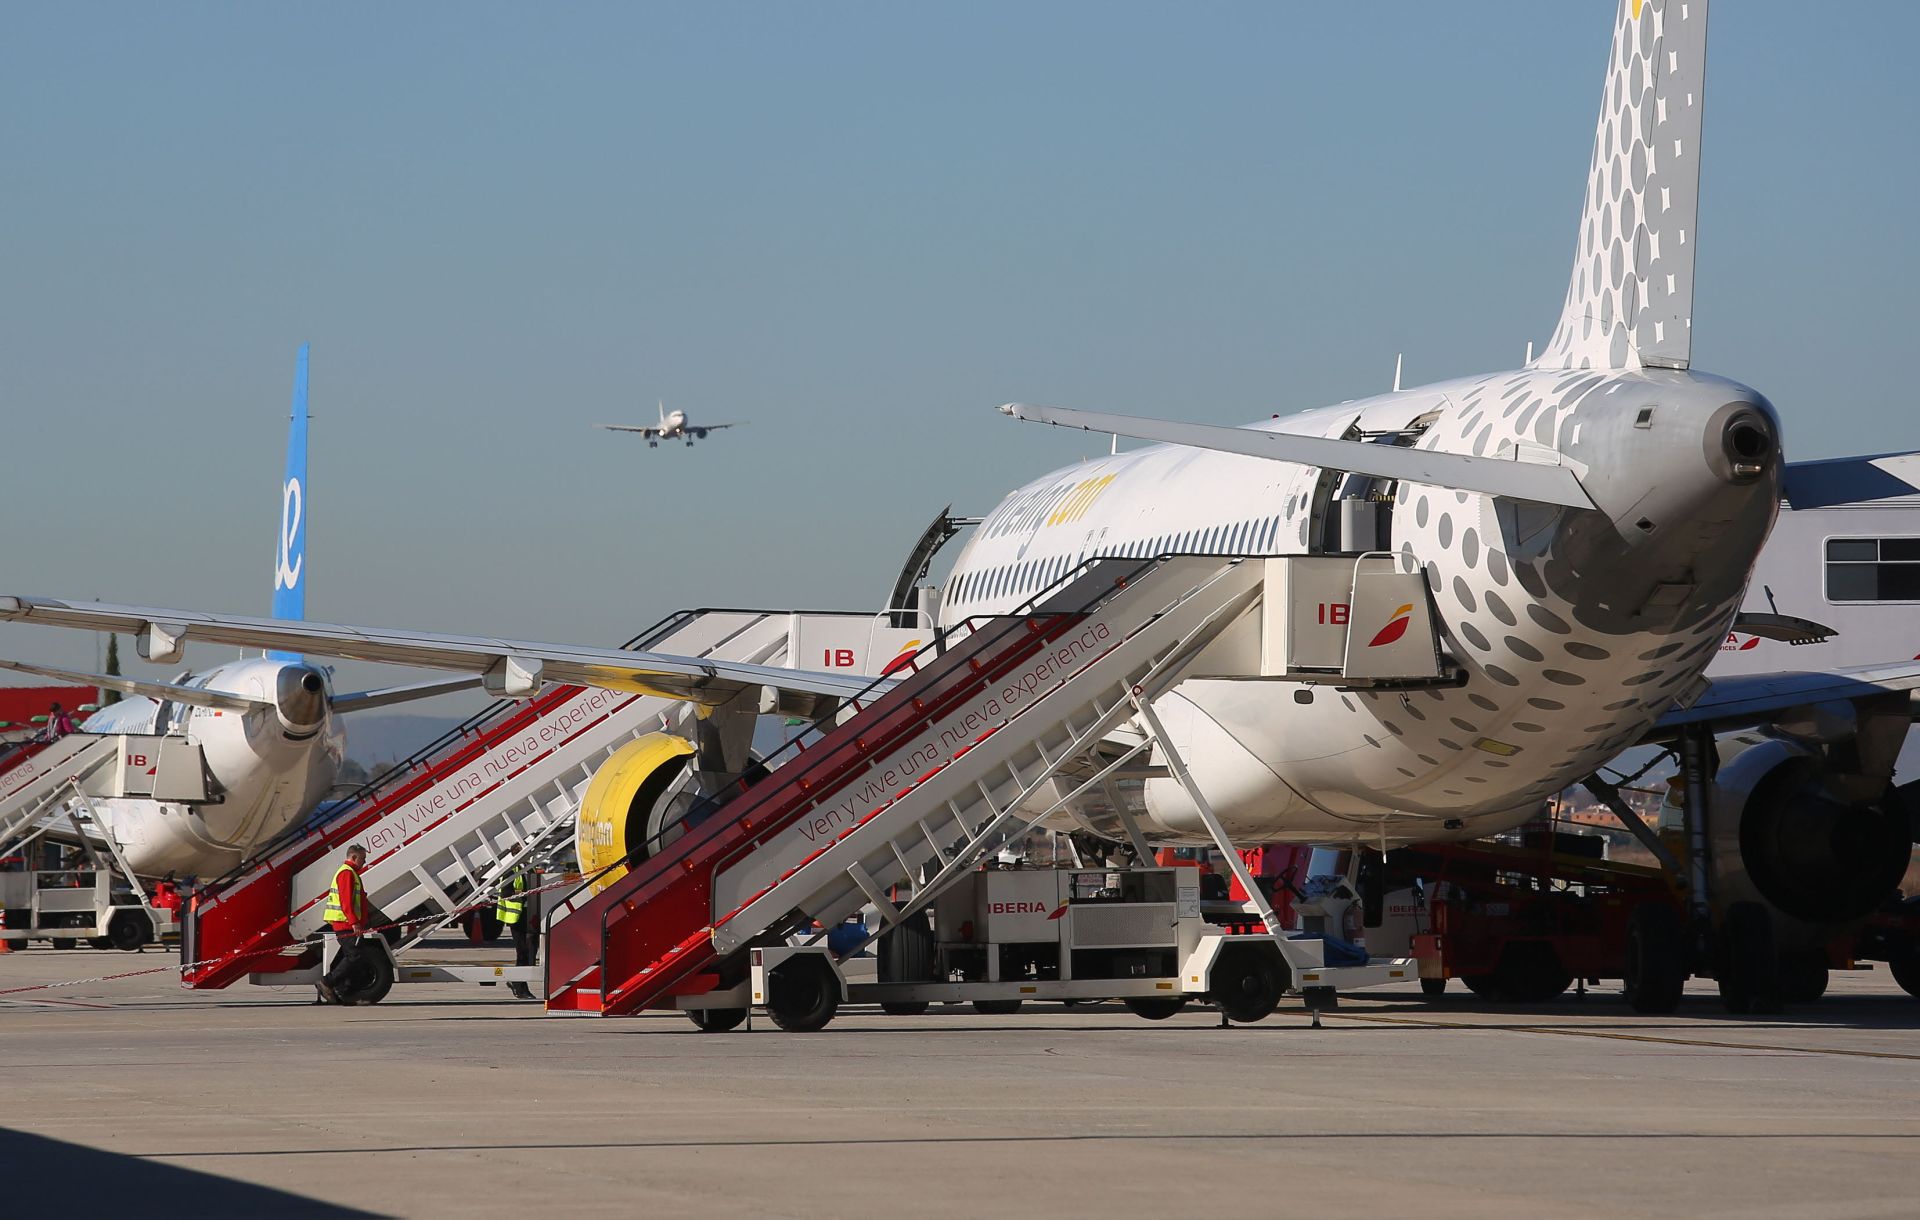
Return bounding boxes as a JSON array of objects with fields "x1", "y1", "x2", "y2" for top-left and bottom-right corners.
[{"x1": 0, "y1": 867, "x2": 603, "y2": 1001}]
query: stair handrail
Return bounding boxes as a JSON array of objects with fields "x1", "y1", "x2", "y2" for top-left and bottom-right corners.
[{"x1": 544, "y1": 555, "x2": 1189, "y2": 999}]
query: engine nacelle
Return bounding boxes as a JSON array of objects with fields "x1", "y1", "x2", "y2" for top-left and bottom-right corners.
[
  {"x1": 575, "y1": 733, "x2": 695, "y2": 892},
  {"x1": 1710, "y1": 734, "x2": 1912, "y2": 929}
]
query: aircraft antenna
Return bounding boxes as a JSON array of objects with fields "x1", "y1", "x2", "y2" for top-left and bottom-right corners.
[{"x1": 1392, "y1": 353, "x2": 1403, "y2": 393}]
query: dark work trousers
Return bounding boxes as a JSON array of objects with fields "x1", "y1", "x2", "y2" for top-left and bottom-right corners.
[
  {"x1": 322, "y1": 929, "x2": 362, "y2": 990},
  {"x1": 509, "y1": 890, "x2": 540, "y2": 996}
]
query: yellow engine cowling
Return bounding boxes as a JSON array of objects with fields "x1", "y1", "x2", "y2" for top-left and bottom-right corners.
[{"x1": 576, "y1": 732, "x2": 696, "y2": 892}]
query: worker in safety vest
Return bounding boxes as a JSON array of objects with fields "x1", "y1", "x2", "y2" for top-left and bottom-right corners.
[
  {"x1": 317, "y1": 844, "x2": 370, "y2": 1005},
  {"x1": 497, "y1": 862, "x2": 538, "y2": 1000}
]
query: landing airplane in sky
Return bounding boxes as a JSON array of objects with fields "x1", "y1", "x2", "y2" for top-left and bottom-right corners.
[
  {"x1": 4, "y1": 2, "x2": 1917, "y2": 932},
  {"x1": 596, "y1": 401, "x2": 745, "y2": 448},
  {"x1": 0, "y1": 348, "x2": 470, "y2": 877}
]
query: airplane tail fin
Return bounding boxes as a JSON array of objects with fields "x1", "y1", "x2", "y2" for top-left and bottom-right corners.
[
  {"x1": 1534, "y1": 0, "x2": 1708, "y2": 372},
  {"x1": 269, "y1": 345, "x2": 309, "y2": 661}
]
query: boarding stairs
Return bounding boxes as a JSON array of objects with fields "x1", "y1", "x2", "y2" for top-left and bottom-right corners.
[
  {"x1": 180, "y1": 607, "x2": 917, "y2": 989},
  {"x1": 542, "y1": 555, "x2": 1266, "y2": 1016},
  {"x1": 0, "y1": 735, "x2": 133, "y2": 861}
]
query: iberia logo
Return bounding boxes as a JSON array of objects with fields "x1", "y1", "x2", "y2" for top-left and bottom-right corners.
[
  {"x1": 1367, "y1": 604, "x2": 1415, "y2": 648},
  {"x1": 880, "y1": 640, "x2": 924, "y2": 676},
  {"x1": 1720, "y1": 633, "x2": 1760, "y2": 652}
]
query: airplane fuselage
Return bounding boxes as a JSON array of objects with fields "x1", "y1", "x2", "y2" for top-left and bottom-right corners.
[
  {"x1": 81, "y1": 657, "x2": 343, "y2": 877},
  {"x1": 941, "y1": 366, "x2": 1783, "y2": 847}
]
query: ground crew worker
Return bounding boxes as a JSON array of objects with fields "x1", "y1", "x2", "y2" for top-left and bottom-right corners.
[
  {"x1": 317, "y1": 844, "x2": 370, "y2": 1004},
  {"x1": 497, "y1": 863, "x2": 539, "y2": 1000}
]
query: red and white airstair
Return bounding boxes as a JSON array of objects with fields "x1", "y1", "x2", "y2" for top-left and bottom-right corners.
[
  {"x1": 0, "y1": 734, "x2": 153, "y2": 861},
  {"x1": 542, "y1": 556, "x2": 1267, "y2": 1016},
  {"x1": 180, "y1": 607, "x2": 918, "y2": 990}
]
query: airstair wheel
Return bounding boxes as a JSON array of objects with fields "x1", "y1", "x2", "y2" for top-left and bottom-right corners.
[{"x1": 764, "y1": 956, "x2": 839, "y2": 1032}]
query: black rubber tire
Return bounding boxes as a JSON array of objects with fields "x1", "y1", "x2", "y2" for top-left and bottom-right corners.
[
  {"x1": 1420, "y1": 977, "x2": 1448, "y2": 998},
  {"x1": 880, "y1": 1001, "x2": 931, "y2": 1016},
  {"x1": 1777, "y1": 955, "x2": 1829, "y2": 1004},
  {"x1": 335, "y1": 946, "x2": 396, "y2": 1006},
  {"x1": 1123, "y1": 996, "x2": 1189, "y2": 1021},
  {"x1": 1491, "y1": 943, "x2": 1573, "y2": 1003},
  {"x1": 1460, "y1": 973, "x2": 1501, "y2": 998},
  {"x1": 1210, "y1": 944, "x2": 1286, "y2": 1023},
  {"x1": 1716, "y1": 901, "x2": 1780, "y2": 1015},
  {"x1": 48, "y1": 938, "x2": 76, "y2": 951},
  {"x1": 108, "y1": 911, "x2": 151, "y2": 952},
  {"x1": 766, "y1": 958, "x2": 840, "y2": 1032},
  {"x1": 88, "y1": 936, "x2": 113, "y2": 951},
  {"x1": 687, "y1": 1006, "x2": 748, "y2": 1032},
  {"x1": 1889, "y1": 953, "x2": 1920, "y2": 999},
  {"x1": 971, "y1": 999, "x2": 1023, "y2": 1016},
  {"x1": 1622, "y1": 903, "x2": 1687, "y2": 1015}
]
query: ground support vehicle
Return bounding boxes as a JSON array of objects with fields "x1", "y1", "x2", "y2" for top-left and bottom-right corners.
[
  {"x1": 0, "y1": 868, "x2": 177, "y2": 951},
  {"x1": 738, "y1": 865, "x2": 1417, "y2": 1031},
  {"x1": 1387, "y1": 838, "x2": 1683, "y2": 1008}
]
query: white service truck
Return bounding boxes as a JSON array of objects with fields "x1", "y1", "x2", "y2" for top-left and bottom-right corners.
[
  {"x1": 0, "y1": 869, "x2": 178, "y2": 951},
  {"x1": 725, "y1": 864, "x2": 1417, "y2": 1032}
]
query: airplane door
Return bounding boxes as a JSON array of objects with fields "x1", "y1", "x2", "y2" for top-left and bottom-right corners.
[{"x1": 1077, "y1": 525, "x2": 1108, "y2": 565}]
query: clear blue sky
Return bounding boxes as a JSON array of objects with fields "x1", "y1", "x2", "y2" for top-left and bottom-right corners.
[{"x1": 3, "y1": 2, "x2": 1916, "y2": 689}]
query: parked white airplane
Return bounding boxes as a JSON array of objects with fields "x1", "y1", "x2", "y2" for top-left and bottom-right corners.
[
  {"x1": 0, "y1": 347, "x2": 470, "y2": 877},
  {"x1": 596, "y1": 401, "x2": 745, "y2": 448},
  {"x1": 3, "y1": 2, "x2": 1916, "y2": 923}
]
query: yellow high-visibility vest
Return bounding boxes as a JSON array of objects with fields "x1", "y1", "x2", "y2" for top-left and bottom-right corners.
[
  {"x1": 495, "y1": 871, "x2": 527, "y2": 925},
  {"x1": 322, "y1": 862, "x2": 363, "y2": 925}
]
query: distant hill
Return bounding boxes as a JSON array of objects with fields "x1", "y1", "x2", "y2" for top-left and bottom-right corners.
[{"x1": 342, "y1": 712, "x2": 470, "y2": 770}]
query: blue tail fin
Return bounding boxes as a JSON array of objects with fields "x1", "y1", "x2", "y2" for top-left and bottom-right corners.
[{"x1": 269, "y1": 345, "x2": 309, "y2": 661}]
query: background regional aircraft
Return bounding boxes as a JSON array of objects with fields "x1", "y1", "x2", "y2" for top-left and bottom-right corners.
[
  {"x1": 3, "y1": 1, "x2": 1918, "y2": 958},
  {"x1": 596, "y1": 401, "x2": 745, "y2": 448},
  {"x1": 0, "y1": 347, "x2": 472, "y2": 878}
]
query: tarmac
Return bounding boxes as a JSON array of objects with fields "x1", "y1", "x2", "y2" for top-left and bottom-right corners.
[{"x1": 4, "y1": 943, "x2": 1919, "y2": 1219}]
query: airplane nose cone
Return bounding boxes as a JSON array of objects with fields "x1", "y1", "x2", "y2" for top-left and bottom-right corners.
[{"x1": 276, "y1": 664, "x2": 328, "y2": 731}]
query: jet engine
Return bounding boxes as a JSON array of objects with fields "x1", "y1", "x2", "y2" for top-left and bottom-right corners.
[
  {"x1": 274, "y1": 664, "x2": 329, "y2": 738},
  {"x1": 574, "y1": 733, "x2": 697, "y2": 892},
  {"x1": 1709, "y1": 729, "x2": 1913, "y2": 932}
]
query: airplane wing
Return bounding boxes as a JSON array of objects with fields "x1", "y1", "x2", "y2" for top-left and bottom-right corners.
[
  {"x1": 0, "y1": 657, "x2": 270, "y2": 713},
  {"x1": 1647, "y1": 661, "x2": 1920, "y2": 742},
  {"x1": 1781, "y1": 452, "x2": 1920, "y2": 510},
  {"x1": 329, "y1": 675, "x2": 485, "y2": 713},
  {"x1": 595, "y1": 424, "x2": 661, "y2": 437},
  {"x1": 699, "y1": 422, "x2": 745, "y2": 430},
  {"x1": 0, "y1": 597, "x2": 877, "y2": 715},
  {"x1": 999, "y1": 403, "x2": 1595, "y2": 510}
]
